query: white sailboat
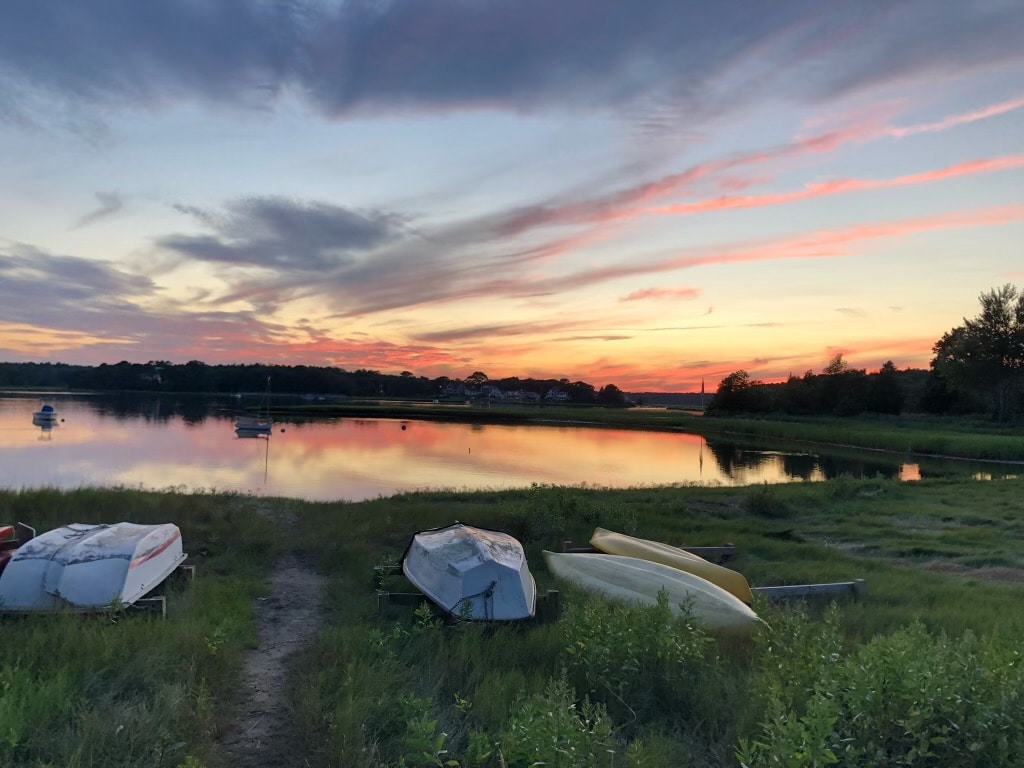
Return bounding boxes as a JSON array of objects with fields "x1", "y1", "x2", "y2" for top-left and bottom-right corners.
[{"x1": 235, "y1": 377, "x2": 272, "y2": 436}]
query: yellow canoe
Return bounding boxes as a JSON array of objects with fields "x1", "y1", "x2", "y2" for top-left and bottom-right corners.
[
  {"x1": 589, "y1": 527, "x2": 753, "y2": 604},
  {"x1": 543, "y1": 551, "x2": 760, "y2": 633}
]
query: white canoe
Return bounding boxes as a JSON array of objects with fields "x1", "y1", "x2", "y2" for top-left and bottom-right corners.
[
  {"x1": 402, "y1": 523, "x2": 537, "y2": 621},
  {"x1": 0, "y1": 522, "x2": 187, "y2": 613},
  {"x1": 543, "y1": 551, "x2": 760, "y2": 633},
  {"x1": 590, "y1": 527, "x2": 753, "y2": 604}
]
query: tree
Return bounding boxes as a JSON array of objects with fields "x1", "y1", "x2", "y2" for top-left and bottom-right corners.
[
  {"x1": 709, "y1": 370, "x2": 764, "y2": 412},
  {"x1": 823, "y1": 353, "x2": 849, "y2": 376},
  {"x1": 597, "y1": 383, "x2": 626, "y2": 406},
  {"x1": 465, "y1": 371, "x2": 489, "y2": 386},
  {"x1": 867, "y1": 361, "x2": 904, "y2": 415},
  {"x1": 931, "y1": 284, "x2": 1024, "y2": 420}
]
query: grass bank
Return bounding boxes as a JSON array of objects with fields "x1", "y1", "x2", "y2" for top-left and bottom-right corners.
[
  {"x1": 3, "y1": 477, "x2": 1023, "y2": 766},
  {"x1": 694, "y1": 414, "x2": 1024, "y2": 463},
  {"x1": 274, "y1": 400, "x2": 1024, "y2": 462}
]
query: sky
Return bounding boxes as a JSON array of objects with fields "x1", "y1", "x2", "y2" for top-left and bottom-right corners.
[{"x1": 1, "y1": 1, "x2": 1022, "y2": 392}]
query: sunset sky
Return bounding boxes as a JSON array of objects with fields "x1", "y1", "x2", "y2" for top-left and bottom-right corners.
[{"x1": 1, "y1": 1, "x2": 1022, "y2": 391}]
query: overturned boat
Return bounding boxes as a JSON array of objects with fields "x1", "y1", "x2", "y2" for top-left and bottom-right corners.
[
  {"x1": 590, "y1": 527, "x2": 753, "y2": 604},
  {"x1": 402, "y1": 522, "x2": 537, "y2": 621},
  {"x1": 0, "y1": 522, "x2": 187, "y2": 613},
  {"x1": 543, "y1": 550, "x2": 760, "y2": 633}
]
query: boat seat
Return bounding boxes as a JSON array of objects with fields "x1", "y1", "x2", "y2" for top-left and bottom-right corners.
[{"x1": 0, "y1": 525, "x2": 13, "y2": 543}]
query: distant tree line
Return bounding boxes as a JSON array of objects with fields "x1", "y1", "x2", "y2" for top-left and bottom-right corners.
[
  {"x1": 0, "y1": 360, "x2": 627, "y2": 406},
  {"x1": 709, "y1": 284, "x2": 1024, "y2": 421}
]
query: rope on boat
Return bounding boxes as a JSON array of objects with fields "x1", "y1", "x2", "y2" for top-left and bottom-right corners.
[{"x1": 450, "y1": 580, "x2": 497, "y2": 620}]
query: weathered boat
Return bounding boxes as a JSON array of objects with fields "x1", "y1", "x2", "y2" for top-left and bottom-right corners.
[
  {"x1": 589, "y1": 527, "x2": 753, "y2": 604},
  {"x1": 402, "y1": 523, "x2": 537, "y2": 621},
  {"x1": 543, "y1": 550, "x2": 760, "y2": 633},
  {"x1": 0, "y1": 522, "x2": 187, "y2": 613}
]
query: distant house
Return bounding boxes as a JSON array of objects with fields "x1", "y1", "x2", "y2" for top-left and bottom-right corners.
[
  {"x1": 442, "y1": 382, "x2": 466, "y2": 397},
  {"x1": 544, "y1": 387, "x2": 569, "y2": 402},
  {"x1": 508, "y1": 390, "x2": 541, "y2": 402},
  {"x1": 480, "y1": 384, "x2": 505, "y2": 399}
]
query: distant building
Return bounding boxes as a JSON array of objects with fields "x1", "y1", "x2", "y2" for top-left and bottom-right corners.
[{"x1": 480, "y1": 384, "x2": 505, "y2": 399}]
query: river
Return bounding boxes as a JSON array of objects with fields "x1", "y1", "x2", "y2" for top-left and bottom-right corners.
[{"x1": 1, "y1": 393, "x2": 1016, "y2": 501}]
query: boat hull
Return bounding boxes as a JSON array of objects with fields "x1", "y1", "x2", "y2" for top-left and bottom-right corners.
[
  {"x1": 402, "y1": 523, "x2": 536, "y2": 621},
  {"x1": 0, "y1": 522, "x2": 186, "y2": 612},
  {"x1": 543, "y1": 551, "x2": 760, "y2": 633},
  {"x1": 589, "y1": 527, "x2": 753, "y2": 604}
]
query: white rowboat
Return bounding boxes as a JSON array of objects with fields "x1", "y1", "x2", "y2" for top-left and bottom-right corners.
[
  {"x1": 0, "y1": 522, "x2": 187, "y2": 613},
  {"x1": 402, "y1": 523, "x2": 537, "y2": 621}
]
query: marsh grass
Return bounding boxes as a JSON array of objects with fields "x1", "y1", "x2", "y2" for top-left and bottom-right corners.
[
  {"x1": 291, "y1": 478, "x2": 1024, "y2": 767},
  {"x1": 5, "y1": 475, "x2": 1024, "y2": 766},
  {"x1": 276, "y1": 403, "x2": 1024, "y2": 461},
  {"x1": 693, "y1": 414, "x2": 1024, "y2": 461}
]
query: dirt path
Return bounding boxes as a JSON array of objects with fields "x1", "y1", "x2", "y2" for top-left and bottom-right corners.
[{"x1": 219, "y1": 549, "x2": 327, "y2": 767}]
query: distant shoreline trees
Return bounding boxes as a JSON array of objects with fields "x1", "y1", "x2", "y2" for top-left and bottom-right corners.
[
  {"x1": 0, "y1": 360, "x2": 627, "y2": 406},
  {"x1": 708, "y1": 284, "x2": 1024, "y2": 421}
]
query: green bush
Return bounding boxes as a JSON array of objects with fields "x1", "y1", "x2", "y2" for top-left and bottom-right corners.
[
  {"x1": 561, "y1": 591, "x2": 714, "y2": 726},
  {"x1": 495, "y1": 676, "x2": 616, "y2": 768},
  {"x1": 743, "y1": 484, "x2": 791, "y2": 518},
  {"x1": 739, "y1": 614, "x2": 1024, "y2": 767}
]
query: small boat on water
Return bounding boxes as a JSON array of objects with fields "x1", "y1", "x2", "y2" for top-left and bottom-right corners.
[
  {"x1": 32, "y1": 402, "x2": 58, "y2": 421},
  {"x1": 235, "y1": 415, "x2": 272, "y2": 436},
  {"x1": 402, "y1": 523, "x2": 537, "y2": 621},
  {"x1": 589, "y1": 527, "x2": 753, "y2": 604},
  {"x1": 235, "y1": 377, "x2": 272, "y2": 436},
  {"x1": 0, "y1": 522, "x2": 187, "y2": 613},
  {"x1": 543, "y1": 550, "x2": 760, "y2": 633}
]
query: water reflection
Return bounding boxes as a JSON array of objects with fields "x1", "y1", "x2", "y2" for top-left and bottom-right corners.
[{"x1": 0, "y1": 394, "x2": 1018, "y2": 501}]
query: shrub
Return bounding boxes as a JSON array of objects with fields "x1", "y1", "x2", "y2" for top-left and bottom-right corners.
[
  {"x1": 496, "y1": 676, "x2": 616, "y2": 768},
  {"x1": 743, "y1": 484, "x2": 791, "y2": 518},
  {"x1": 561, "y1": 592, "x2": 716, "y2": 728},
  {"x1": 739, "y1": 616, "x2": 1024, "y2": 767}
]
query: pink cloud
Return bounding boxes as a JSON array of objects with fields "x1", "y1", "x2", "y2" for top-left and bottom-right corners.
[
  {"x1": 620, "y1": 286, "x2": 702, "y2": 302},
  {"x1": 888, "y1": 95, "x2": 1024, "y2": 138},
  {"x1": 653, "y1": 154, "x2": 1024, "y2": 216}
]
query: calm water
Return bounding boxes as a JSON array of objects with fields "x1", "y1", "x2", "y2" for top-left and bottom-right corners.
[{"x1": 1, "y1": 394, "x2": 1017, "y2": 501}]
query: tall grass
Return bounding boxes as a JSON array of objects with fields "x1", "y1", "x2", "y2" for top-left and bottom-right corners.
[
  {"x1": 5, "y1": 476, "x2": 1023, "y2": 766},
  {"x1": 291, "y1": 478, "x2": 1024, "y2": 767}
]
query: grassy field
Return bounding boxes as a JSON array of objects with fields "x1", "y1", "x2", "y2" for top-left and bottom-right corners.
[
  {"x1": 3, "y1": 476, "x2": 1022, "y2": 767},
  {"x1": 274, "y1": 400, "x2": 1024, "y2": 462}
]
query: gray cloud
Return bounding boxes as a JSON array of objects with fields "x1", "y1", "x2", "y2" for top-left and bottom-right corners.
[
  {"x1": 1, "y1": 1, "x2": 1020, "y2": 125},
  {"x1": 0, "y1": 244, "x2": 304, "y2": 356},
  {"x1": 160, "y1": 197, "x2": 406, "y2": 272},
  {"x1": 71, "y1": 192, "x2": 124, "y2": 229},
  {"x1": 0, "y1": 245, "x2": 152, "y2": 327}
]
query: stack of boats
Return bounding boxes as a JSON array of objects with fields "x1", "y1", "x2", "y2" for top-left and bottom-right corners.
[
  {"x1": 0, "y1": 521, "x2": 187, "y2": 613},
  {"x1": 545, "y1": 528, "x2": 759, "y2": 632},
  {"x1": 401, "y1": 522, "x2": 761, "y2": 632}
]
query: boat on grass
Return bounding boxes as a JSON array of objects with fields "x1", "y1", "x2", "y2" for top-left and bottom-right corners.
[
  {"x1": 402, "y1": 522, "x2": 537, "y2": 621},
  {"x1": 543, "y1": 550, "x2": 760, "y2": 633},
  {"x1": 589, "y1": 527, "x2": 753, "y2": 604},
  {"x1": 0, "y1": 522, "x2": 187, "y2": 613}
]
